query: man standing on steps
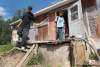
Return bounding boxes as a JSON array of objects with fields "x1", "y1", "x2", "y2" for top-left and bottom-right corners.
[{"x1": 17, "y1": 6, "x2": 35, "y2": 49}]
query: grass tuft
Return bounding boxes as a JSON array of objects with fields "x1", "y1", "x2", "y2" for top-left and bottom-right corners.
[{"x1": 0, "y1": 43, "x2": 14, "y2": 54}]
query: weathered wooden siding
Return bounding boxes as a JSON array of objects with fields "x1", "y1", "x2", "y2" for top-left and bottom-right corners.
[
  {"x1": 36, "y1": 14, "x2": 48, "y2": 23},
  {"x1": 36, "y1": 13, "x2": 49, "y2": 41},
  {"x1": 81, "y1": 0, "x2": 96, "y2": 7},
  {"x1": 96, "y1": 16, "x2": 100, "y2": 38},
  {"x1": 38, "y1": 25, "x2": 48, "y2": 41},
  {"x1": 86, "y1": 6, "x2": 98, "y2": 37},
  {"x1": 72, "y1": 40, "x2": 86, "y2": 65},
  {"x1": 48, "y1": 12, "x2": 56, "y2": 40},
  {"x1": 36, "y1": 12, "x2": 56, "y2": 41}
]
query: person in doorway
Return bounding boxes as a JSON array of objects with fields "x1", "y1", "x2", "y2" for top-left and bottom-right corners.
[
  {"x1": 55, "y1": 11, "x2": 65, "y2": 40},
  {"x1": 17, "y1": 6, "x2": 35, "y2": 49}
]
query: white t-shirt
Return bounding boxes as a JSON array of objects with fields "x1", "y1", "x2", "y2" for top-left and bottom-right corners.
[{"x1": 55, "y1": 16, "x2": 64, "y2": 27}]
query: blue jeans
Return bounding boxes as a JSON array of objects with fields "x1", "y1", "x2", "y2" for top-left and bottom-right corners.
[{"x1": 57, "y1": 27, "x2": 64, "y2": 40}]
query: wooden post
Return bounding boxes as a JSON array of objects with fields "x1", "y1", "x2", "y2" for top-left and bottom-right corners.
[{"x1": 69, "y1": 41, "x2": 75, "y2": 67}]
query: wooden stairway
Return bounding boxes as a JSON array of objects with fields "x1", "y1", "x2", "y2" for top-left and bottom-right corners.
[{"x1": 16, "y1": 43, "x2": 38, "y2": 67}]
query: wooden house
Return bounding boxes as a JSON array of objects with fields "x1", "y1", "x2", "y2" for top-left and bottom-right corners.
[
  {"x1": 10, "y1": 0, "x2": 100, "y2": 49},
  {"x1": 34, "y1": 0, "x2": 98, "y2": 40}
]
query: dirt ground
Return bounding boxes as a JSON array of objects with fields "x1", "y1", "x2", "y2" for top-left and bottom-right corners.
[{"x1": 0, "y1": 50, "x2": 25, "y2": 67}]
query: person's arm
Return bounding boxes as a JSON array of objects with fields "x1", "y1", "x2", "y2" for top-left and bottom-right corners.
[
  {"x1": 30, "y1": 13, "x2": 35, "y2": 22},
  {"x1": 55, "y1": 16, "x2": 59, "y2": 23},
  {"x1": 16, "y1": 13, "x2": 26, "y2": 28},
  {"x1": 55, "y1": 16, "x2": 57, "y2": 22},
  {"x1": 55, "y1": 16, "x2": 57, "y2": 23}
]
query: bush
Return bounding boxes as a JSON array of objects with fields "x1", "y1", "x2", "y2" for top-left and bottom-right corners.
[
  {"x1": 89, "y1": 50, "x2": 98, "y2": 60},
  {"x1": 27, "y1": 52, "x2": 43, "y2": 65}
]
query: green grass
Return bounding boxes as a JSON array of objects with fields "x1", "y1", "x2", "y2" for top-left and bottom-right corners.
[{"x1": 0, "y1": 43, "x2": 14, "y2": 54}]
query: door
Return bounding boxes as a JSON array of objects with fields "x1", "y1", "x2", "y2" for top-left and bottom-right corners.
[{"x1": 68, "y1": 0, "x2": 86, "y2": 38}]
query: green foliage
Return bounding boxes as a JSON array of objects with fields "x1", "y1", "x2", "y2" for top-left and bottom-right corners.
[
  {"x1": 89, "y1": 50, "x2": 98, "y2": 60},
  {"x1": 0, "y1": 43, "x2": 14, "y2": 53},
  {"x1": 47, "y1": 64, "x2": 51, "y2": 67},
  {"x1": 27, "y1": 52, "x2": 43, "y2": 65},
  {"x1": 0, "y1": 18, "x2": 11, "y2": 45},
  {"x1": 57, "y1": 64, "x2": 62, "y2": 67},
  {"x1": 11, "y1": 8, "x2": 26, "y2": 22},
  {"x1": 0, "y1": 8, "x2": 26, "y2": 45}
]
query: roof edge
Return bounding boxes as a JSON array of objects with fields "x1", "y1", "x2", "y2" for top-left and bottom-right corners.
[{"x1": 34, "y1": 0, "x2": 73, "y2": 16}]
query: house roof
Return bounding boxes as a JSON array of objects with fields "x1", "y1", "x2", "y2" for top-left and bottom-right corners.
[
  {"x1": 34, "y1": 0, "x2": 73, "y2": 16},
  {"x1": 10, "y1": 0, "x2": 74, "y2": 25}
]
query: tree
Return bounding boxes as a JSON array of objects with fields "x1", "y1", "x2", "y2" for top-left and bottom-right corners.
[
  {"x1": 0, "y1": 8, "x2": 26, "y2": 45},
  {"x1": 0, "y1": 17, "x2": 11, "y2": 45},
  {"x1": 11, "y1": 8, "x2": 26, "y2": 22}
]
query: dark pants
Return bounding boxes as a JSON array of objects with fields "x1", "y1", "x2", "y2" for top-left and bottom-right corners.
[
  {"x1": 17, "y1": 27, "x2": 29, "y2": 47},
  {"x1": 57, "y1": 27, "x2": 64, "y2": 40}
]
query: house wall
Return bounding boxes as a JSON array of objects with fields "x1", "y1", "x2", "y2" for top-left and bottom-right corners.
[
  {"x1": 48, "y1": 12, "x2": 56, "y2": 40},
  {"x1": 38, "y1": 44, "x2": 70, "y2": 67},
  {"x1": 81, "y1": 0, "x2": 96, "y2": 7},
  {"x1": 36, "y1": 14, "x2": 48, "y2": 23},
  {"x1": 86, "y1": 7, "x2": 98, "y2": 37},
  {"x1": 38, "y1": 25, "x2": 48, "y2": 41},
  {"x1": 36, "y1": 12, "x2": 56, "y2": 41},
  {"x1": 82, "y1": 0, "x2": 98, "y2": 37},
  {"x1": 38, "y1": 40, "x2": 87, "y2": 67},
  {"x1": 36, "y1": 14, "x2": 49, "y2": 41}
]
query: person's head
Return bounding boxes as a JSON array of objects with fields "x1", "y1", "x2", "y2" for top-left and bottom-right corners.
[
  {"x1": 56, "y1": 11, "x2": 60, "y2": 16},
  {"x1": 59, "y1": 12, "x2": 63, "y2": 17},
  {"x1": 56, "y1": 11, "x2": 63, "y2": 16},
  {"x1": 27, "y1": 6, "x2": 32, "y2": 12}
]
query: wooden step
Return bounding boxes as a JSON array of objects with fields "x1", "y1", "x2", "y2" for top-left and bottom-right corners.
[{"x1": 16, "y1": 44, "x2": 38, "y2": 67}]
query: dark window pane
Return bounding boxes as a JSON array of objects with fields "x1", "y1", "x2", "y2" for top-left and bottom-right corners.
[{"x1": 70, "y1": 5, "x2": 78, "y2": 20}]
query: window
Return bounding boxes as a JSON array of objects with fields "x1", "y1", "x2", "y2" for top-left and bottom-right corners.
[{"x1": 70, "y1": 5, "x2": 78, "y2": 20}]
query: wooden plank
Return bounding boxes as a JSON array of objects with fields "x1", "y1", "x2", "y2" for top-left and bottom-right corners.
[
  {"x1": 28, "y1": 39, "x2": 71, "y2": 44},
  {"x1": 74, "y1": 41, "x2": 86, "y2": 65},
  {"x1": 16, "y1": 44, "x2": 38, "y2": 67}
]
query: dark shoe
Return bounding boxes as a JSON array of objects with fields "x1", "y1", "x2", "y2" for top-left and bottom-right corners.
[{"x1": 16, "y1": 42, "x2": 21, "y2": 48}]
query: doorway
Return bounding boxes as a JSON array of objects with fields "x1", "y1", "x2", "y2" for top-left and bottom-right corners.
[{"x1": 63, "y1": 10, "x2": 69, "y2": 38}]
